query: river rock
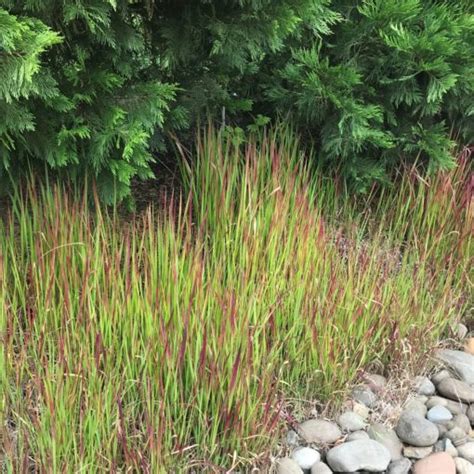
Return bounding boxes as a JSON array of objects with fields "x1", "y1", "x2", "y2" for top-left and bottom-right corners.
[
  {"x1": 445, "y1": 426, "x2": 468, "y2": 446},
  {"x1": 396, "y1": 412, "x2": 439, "y2": 447},
  {"x1": 367, "y1": 423, "x2": 403, "y2": 461},
  {"x1": 427, "y1": 396, "x2": 468, "y2": 415},
  {"x1": 432, "y1": 370, "x2": 452, "y2": 386},
  {"x1": 310, "y1": 462, "x2": 332, "y2": 474},
  {"x1": 298, "y1": 420, "x2": 341, "y2": 444},
  {"x1": 352, "y1": 401, "x2": 371, "y2": 420},
  {"x1": 456, "y1": 323, "x2": 469, "y2": 339},
  {"x1": 347, "y1": 430, "x2": 370, "y2": 442},
  {"x1": 364, "y1": 373, "x2": 387, "y2": 391},
  {"x1": 277, "y1": 457, "x2": 304, "y2": 474},
  {"x1": 427, "y1": 405, "x2": 453, "y2": 423},
  {"x1": 436, "y1": 350, "x2": 474, "y2": 384},
  {"x1": 291, "y1": 447, "x2": 320, "y2": 470},
  {"x1": 404, "y1": 398, "x2": 428, "y2": 417},
  {"x1": 403, "y1": 446, "x2": 433, "y2": 459},
  {"x1": 387, "y1": 458, "x2": 411, "y2": 474},
  {"x1": 338, "y1": 411, "x2": 367, "y2": 432},
  {"x1": 352, "y1": 386, "x2": 377, "y2": 408},
  {"x1": 415, "y1": 376, "x2": 436, "y2": 396},
  {"x1": 415, "y1": 395, "x2": 429, "y2": 403},
  {"x1": 412, "y1": 452, "x2": 455, "y2": 474},
  {"x1": 438, "y1": 378, "x2": 474, "y2": 404},
  {"x1": 458, "y1": 442, "x2": 474, "y2": 463},
  {"x1": 326, "y1": 439, "x2": 390, "y2": 472},
  {"x1": 453, "y1": 414, "x2": 472, "y2": 433},
  {"x1": 455, "y1": 457, "x2": 474, "y2": 474}
]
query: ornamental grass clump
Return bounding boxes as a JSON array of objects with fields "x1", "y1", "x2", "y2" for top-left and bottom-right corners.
[{"x1": 1, "y1": 128, "x2": 472, "y2": 471}]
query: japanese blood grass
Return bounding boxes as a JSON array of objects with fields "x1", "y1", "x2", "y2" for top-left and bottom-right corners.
[{"x1": 1, "y1": 129, "x2": 472, "y2": 472}]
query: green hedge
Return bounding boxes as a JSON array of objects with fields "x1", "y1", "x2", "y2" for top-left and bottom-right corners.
[{"x1": 1, "y1": 1, "x2": 473, "y2": 201}]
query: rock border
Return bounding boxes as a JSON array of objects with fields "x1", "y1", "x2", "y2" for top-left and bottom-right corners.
[{"x1": 275, "y1": 336, "x2": 474, "y2": 474}]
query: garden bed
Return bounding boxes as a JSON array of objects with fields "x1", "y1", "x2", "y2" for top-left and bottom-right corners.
[{"x1": 1, "y1": 129, "x2": 472, "y2": 472}]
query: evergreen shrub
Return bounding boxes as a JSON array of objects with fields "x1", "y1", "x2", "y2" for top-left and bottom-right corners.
[{"x1": 1, "y1": 1, "x2": 472, "y2": 199}]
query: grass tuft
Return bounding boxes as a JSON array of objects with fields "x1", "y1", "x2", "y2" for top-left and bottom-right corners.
[{"x1": 1, "y1": 127, "x2": 472, "y2": 471}]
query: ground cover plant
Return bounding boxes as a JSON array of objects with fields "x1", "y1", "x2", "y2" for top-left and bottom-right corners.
[{"x1": 1, "y1": 128, "x2": 472, "y2": 471}]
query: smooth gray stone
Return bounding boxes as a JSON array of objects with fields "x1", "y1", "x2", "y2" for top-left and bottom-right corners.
[
  {"x1": 347, "y1": 430, "x2": 370, "y2": 442},
  {"x1": 436, "y1": 349, "x2": 474, "y2": 384},
  {"x1": 458, "y1": 442, "x2": 474, "y2": 463},
  {"x1": 352, "y1": 401, "x2": 371, "y2": 420},
  {"x1": 387, "y1": 457, "x2": 411, "y2": 474},
  {"x1": 444, "y1": 426, "x2": 468, "y2": 446},
  {"x1": 367, "y1": 423, "x2": 403, "y2": 461},
  {"x1": 414, "y1": 395, "x2": 428, "y2": 404},
  {"x1": 427, "y1": 405, "x2": 453, "y2": 423},
  {"x1": 403, "y1": 445, "x2": 433, "y2": 459},
  {"x1": 276, "y1": 457, "x2": 304, "y2": 474},
  {"x1": 438, "y1": 378, "x2": 474, "y2": 404},
  {"x1": 456, "y1": 323, "x2": 469, "y2": 339},
  {"x1": 352, "y1": 386, "x2": 377, "y2": 408},
  {"x1": 414, "y1": 376, "x2": 436, "y2": 396},
  {"x1": 310, "y1": 462, "x2": 332, "y2": 474},
  {"x1": 338, "y1": 411, "x2": 367, "y2": 432},
  {"x1": 396, "y1": 412, "x2": 439, "y2": 447},
  {"x1": 291, "y1": 447, "x2": 320, "y2": 470},
  {"x1": 326, "y1": 439, "x2": 390, "y2": 472},
  {"x1": 454, "y1": 457, "x2": 474, "y2": 474},
  {"x1": 298, "y1": 419, "x2": 342, "y2": 444},
  {"x1": 364, "y1": 373, "x2": 387, "y2": 391},
  {"x1": 432, "y1": 369, "x2": 452, "y2": 386},
  {"x1": 426, "y1": 396, "x2": 468, "y2": 415},
  {"x1": 403, "y1": 398, "x2": 427, "y2": 417},
  {"x1": 453, "y1": 413, "x2": 472, "y2": 434}
]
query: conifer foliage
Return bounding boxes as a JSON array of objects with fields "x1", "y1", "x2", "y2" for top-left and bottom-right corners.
[
  {"x1": 0, "y1": 0, "x2": 179, "y2": 202},
  {"x1": 1, "y1": 1, "x2": 473, "y2": 199},
  {"x1": 263, "y1": 0, "x2": 474, "y2": 188}
]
